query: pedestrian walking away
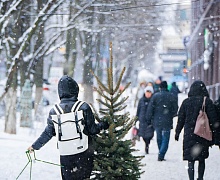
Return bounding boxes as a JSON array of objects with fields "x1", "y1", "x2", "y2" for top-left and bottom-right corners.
[
  {"x1": 136, "y1": 85, "x2": 154, "y2": 154},
  {"x1": 175, "y1": 80, "x2": 218, "y2": 180},
  {"x1": 170, "y1": 81, "x2": 181, "y2": 105},
  {"x1": 146, "y1": 81, "x2": 178, "y2": 161},
  {"x1": 27, "y1": 75, "x2": 109, "y2": 180}
]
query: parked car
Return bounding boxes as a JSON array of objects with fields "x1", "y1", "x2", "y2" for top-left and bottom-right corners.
[{"x1": 32, "y1": 79, "x2": 51, "y2": 109}]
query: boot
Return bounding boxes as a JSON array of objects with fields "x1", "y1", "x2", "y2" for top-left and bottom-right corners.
[
  {"x1": 158, "y1": 157, "x2": 166, "y2": 161},
  {"x1": 145, "y1": 146, "x2": 149, "y2": 154}
]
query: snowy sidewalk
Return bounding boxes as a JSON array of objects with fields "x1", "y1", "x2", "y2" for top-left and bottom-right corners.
[
  {"x1": 1, "y1": 122, "x2": 220, "y2": 180},
  {"x1": 0, "y1": 120, "x2": 62, "y2": 180},
  {"x1": 0, "y1": 93, "x2": 220, "y2": 179}
]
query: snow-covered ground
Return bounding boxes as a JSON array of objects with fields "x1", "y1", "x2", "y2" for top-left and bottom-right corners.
[{"x1": 0, "y1": 93, "x2": 220, "y2": 179}]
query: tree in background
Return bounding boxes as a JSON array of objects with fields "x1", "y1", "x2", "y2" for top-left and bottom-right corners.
[
  {"x1": 91, "y1": 42, "x2": 143, "y2": 179},
  {"x1": 0, "y1": 0, "x2": 173, "y2": 134},
  {"x1": 63, "y1": 0, "x2": 78, "y2": 77},
  {"x1": 0, "y1": 0, "x2": 65, "y2": 134}
]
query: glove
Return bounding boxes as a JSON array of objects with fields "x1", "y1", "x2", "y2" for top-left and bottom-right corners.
[
  {"x1": 100, "y1": 121, "x2": 109, "y2": 130},
  {"x1": 175, "y1": 134, "x2": 179, "y2": 141}
]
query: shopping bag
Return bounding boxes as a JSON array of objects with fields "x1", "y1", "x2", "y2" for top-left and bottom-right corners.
[
  {"x1": 131, "y1": 126, "x2": 140, "y2": 146},
  {"x1": 132, "y1": 126, "x2": 138, "y2": 136},
  {"x1": 194, "y1": 96, "x2": 212, "y2": 141}
]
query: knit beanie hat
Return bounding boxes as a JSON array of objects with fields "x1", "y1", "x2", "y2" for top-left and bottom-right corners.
[{"x1": 144, "y1": 86, "x2": 154, "y2": 93}]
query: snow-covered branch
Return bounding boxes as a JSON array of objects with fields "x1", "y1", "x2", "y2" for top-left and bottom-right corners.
[
  {"x1": 45, "y1": 16, "x2": 90, "y2": 31},
  {"x1": 0, "y1": 0, "x2": 22, "y2": 24},
  {"x1": 69, "y1": 0, "x2": 96, "y2": 23},
  {"x1": 9, "y1": 0, "x2": 64, "y2": 69},
  {"x1": 45, "y1": 40, "x2": 66, "y2": 56},
  {"x1": 3, "y1": 38, "x2": 11, "y2": 60},
  {"x1": 27, "y1": 23, "x2": 79, "y2": 73},
  {"x1": 0, "y1": 0, "x2": 65, "y2": 101},
  {"x1": 26, "y1": 0, "x2": 98, "y2": 70},
  {"x1": 18, "y1": 0, "x2": 64, "y2": 44}
]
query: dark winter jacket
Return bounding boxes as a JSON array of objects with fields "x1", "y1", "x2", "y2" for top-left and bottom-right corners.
[
  {"x1": 32, "y1": 76, "x2": 105, "y2": 150},
  {"x1": 175, "y1": 80, "x2": 218, "y2": 161},
  {"x1": 136, "y1": 95, "x2": 154, "y2": 139},
  {"x1": 146, "y1": 88, "x2": 178, "y2": 130},
  {"x1": 170, "y1": 82, "x2": 181, "y2": 98},
  {"x1": 32, "y1": 75, "x2": 107, "y2": 179}
]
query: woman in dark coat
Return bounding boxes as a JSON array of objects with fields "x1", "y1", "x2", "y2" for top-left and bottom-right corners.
[
  {"x1": 136, "y1": 85, "x2": 154, "y2": 154},
  {"x1": 175, "y1": 80, "x2": 217, "y2": 180}
]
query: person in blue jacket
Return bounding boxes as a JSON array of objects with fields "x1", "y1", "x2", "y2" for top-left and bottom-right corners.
[{"x1": 28, "y1": 75, "x2": 109, "y2": 180}]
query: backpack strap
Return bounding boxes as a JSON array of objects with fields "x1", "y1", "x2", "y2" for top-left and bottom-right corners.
[
  {"x1": 54, "y1": 104, "x2": 64, "y2": 115},
  {"x1": 88, "y1": 103, "x2": 96, "y2": 114},
  {"x1": 202, "y1": 96, "x2": 207, "y2": 112},
  {"x1": 71, "y1": 101, "x2": 84, "y2": 112},
  {"x1": 53, "y1": 104, "x2": 63, "y2": 141},
  {"x1": 53, "y1": 101, "x2": 84, "y2": 115},
  {"x1": 71, "y1": 101, "x2": 85, "y2": 139}
]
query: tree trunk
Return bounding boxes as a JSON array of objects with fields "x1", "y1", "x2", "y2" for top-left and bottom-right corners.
[
  {"x1": 4, "y1": 88, "x2": 17, "y2": 134},
  {"x1": 4, "y1": 5, "x2": 20, "y2": 133},
  {"x1": 69, "y1": 28, "x2": 77, "y2": 77},
  {"x1": 81, "y1": 4, "x2": 96, "y2": 104},
  {"x1": 83, "y1": 57, "x2": 94, "y2": 104},
  {"x1": 34, "y1": 87, "x2": 43, "y2": 121},
  {"x1": 64, "y1": 28, "x2": 77, "y2": 77},
  {"x1": 83, "y1": 84, "x2": 94, "y2": 104},
  {"x1": 34, "y1": 0, "x2": 44, "y2": 118},
  {"x1": 20, "y1": 80, "x2": 33, "y2": 127},
  {"x1": 64, "y1": 1, "x2": 77, "y2": 77}
]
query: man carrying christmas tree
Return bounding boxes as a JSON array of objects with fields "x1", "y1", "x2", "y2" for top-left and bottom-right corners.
[
  {"x1": 146, "y1": 81, "x2": 178, "y2": 161},
  {"x1": 28, "y1": 75, "x2": 109, "y2": 180}
]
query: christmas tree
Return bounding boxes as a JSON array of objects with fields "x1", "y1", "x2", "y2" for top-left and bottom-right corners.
[{"x1": 91, "y1": 42, "x2": 143, "y2": 179}]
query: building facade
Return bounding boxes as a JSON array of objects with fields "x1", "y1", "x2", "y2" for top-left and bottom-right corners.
[
  {"x1": 158, "y1": 0, "x2": 190, "y2": 91},
  {"x1": 187, "y1": 0, "x2": 220, "y2": 100}
]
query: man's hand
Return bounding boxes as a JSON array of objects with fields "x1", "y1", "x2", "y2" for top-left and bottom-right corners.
[
  {"x1": 100, "y1": 121, "x2": 109, "y2": 130},
  {"x1": 27, "y1": 146, "x2": 34, "y2": 153}
]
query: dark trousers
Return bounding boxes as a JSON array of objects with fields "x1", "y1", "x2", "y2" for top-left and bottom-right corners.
[
  {"x1": 60, "y1": 151, "x2": 94, "y2": 180},
  {"x1": 188, "y1": 160, "x2": 205, "y2": 180},
  {"x1": 143, "y1": 138, "x2": 151, "y2": 153}
]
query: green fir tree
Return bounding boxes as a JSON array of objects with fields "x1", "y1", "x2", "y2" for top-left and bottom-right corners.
[{"x1": 91, "y1": 42, "x2": 144, "y2": 180}]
